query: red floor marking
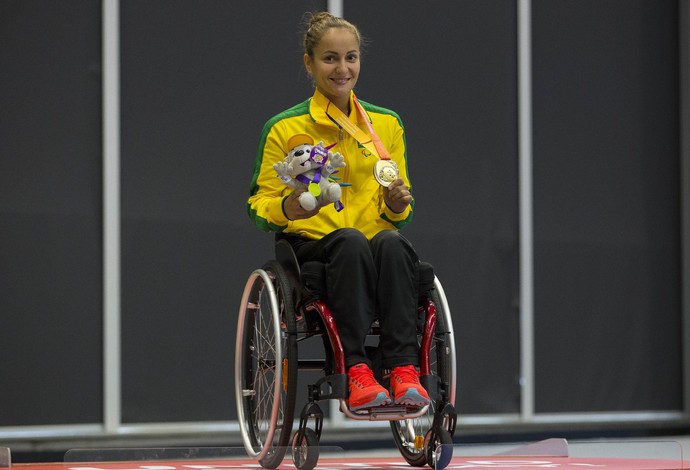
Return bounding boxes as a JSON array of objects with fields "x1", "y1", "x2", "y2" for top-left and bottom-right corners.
[{"x1": 9, "y1": 457, "x2": 689, "y2": 470}]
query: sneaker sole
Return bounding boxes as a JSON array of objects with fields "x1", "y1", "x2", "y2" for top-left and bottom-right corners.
[
  {"x1": 394, "y1": 388, "x2": 431, "y2": 407},
  {"x1": 350, "y1": 392, "x2": 392, "y2": 411}
]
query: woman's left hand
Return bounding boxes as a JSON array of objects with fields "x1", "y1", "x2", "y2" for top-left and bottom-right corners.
[{"x1": 384, "y1": 179, "x2": 413, "y2": 213}]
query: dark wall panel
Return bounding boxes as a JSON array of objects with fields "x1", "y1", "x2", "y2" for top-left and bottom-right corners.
[
  {"x1": 347, "y1": 0, "x2": 521, "y2": 414},
  {"x1": 120, "y1": 0, "x2": 325, "y2": 423},
  {"x1": 532, "y1": 0, "x2": 681, "y2": 412},
  {"x1": 0, "y1": 0, "x2": 103, "y2": 425}
]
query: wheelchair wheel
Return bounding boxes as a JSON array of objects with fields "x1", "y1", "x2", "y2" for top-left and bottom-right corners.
[
  {"x1": 291, "y1": 428, "x2": 319, "y2": 470},
  {"x1": 235, "y1": 260, "x2": 298, "y2": 469},
  {"x1": 425, "y1": 428, "x2": 453, "y2": 469},
  {"x1": 390, "y1": 277, "x2": 456, "y2": 467}
]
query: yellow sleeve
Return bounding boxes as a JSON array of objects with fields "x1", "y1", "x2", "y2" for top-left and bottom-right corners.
[{"x1": 248, "y1": 123, "x2": 292, "y2": 232}]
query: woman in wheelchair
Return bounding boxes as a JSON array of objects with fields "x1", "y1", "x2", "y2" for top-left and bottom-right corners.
[
  {"x1": 248, "y1": 11, "x2": 430, "y2": 412},
  {"x1": 243, "y1": 11, "x2": 456, "y2": 469}
]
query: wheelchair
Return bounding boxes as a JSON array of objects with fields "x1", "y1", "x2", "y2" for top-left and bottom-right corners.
[{"x1": 235, "y1": 239, "x2": 457, "y2": 470}]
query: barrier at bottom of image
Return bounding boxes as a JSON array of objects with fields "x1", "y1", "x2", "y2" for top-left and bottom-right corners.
[{"x1": 2, "y1": 438, "x2": 689, "y2": 470}]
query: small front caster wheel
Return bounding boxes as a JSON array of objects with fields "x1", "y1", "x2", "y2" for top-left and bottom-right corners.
[
  {"x1": 424, "y1": 427, "x2": 453, "y2": 469},
  {"x1": 291, "y1": 428, "x2": 319, "y2": 470}
]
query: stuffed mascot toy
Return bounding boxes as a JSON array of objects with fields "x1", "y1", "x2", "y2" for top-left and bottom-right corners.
[{"x1": 273, "y1": 134, "x2": 346, "y2": 211}]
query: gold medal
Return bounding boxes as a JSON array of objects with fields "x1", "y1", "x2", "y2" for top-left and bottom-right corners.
[{"x1": 374, "y1": 159, "x2": 399, "y2": 187}]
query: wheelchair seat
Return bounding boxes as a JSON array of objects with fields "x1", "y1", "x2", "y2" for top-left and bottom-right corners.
[{"x1": 235, "y1": 238, "x2": 457, "y2": 470}]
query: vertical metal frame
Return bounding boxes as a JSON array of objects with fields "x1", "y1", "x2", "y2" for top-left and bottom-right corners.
[
  {"x1": 680, "y1": 0, "x2": 690, "y2": 418},
  {"x1": 327, "y1": 0, "x2": 343, "y2": 19},
  {"x1": 102, "y1": 0, "x2": 121, "y2": 434},
  {"x1": 517, "y1": 0, "x2": 535, "y2": 420}
]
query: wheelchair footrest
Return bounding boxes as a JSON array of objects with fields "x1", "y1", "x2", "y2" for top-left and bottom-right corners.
[{"x1": 342, "y1": 402, "x2": 430, "y2": 421}]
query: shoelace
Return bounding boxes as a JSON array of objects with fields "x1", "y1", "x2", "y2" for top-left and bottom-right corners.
[
  {"x1": 392, "y1": 365, "x2": 420, "y2": 384},
  {"x1": 349, "y1": 366, "x2": 379, "y2": 388}
]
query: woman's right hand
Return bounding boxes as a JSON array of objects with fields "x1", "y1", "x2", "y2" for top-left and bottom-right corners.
[{"x1": 284, "y1": 189, "x2": 321, "y2": 220}]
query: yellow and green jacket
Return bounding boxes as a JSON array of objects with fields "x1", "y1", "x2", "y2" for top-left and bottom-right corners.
[{"x1": 248, "y1": 89, "x2": 413, "y2": 240}]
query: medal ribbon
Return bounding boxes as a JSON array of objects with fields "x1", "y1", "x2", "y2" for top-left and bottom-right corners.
[
  {"x1": 320, "y1": 94, "x2": 391, "y2": 161},
  {"x1": 352, "y1": 94, "x2": 392, "y2": 161}
]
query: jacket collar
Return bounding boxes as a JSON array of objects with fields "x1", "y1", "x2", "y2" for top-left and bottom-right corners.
[{"x1": 310, "y1": 88, "x2": 369, "y2": 127}]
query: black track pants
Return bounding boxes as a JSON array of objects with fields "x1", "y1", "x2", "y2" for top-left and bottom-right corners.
[{"x1": 286, "y1": 228, "x2": 420, "y2": 369}]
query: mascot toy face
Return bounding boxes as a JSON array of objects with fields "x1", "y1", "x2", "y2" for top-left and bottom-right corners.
[
  {"x1": 273, "y1": 134, "x2": 346, "y2": 212},
  {"x1": 286, "y1": 144, "x2": 319, "y2": 176}
]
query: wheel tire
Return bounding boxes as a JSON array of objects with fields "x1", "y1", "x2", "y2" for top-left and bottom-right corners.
[
  {"x1": 425, "y1": 428, "x2": 453, "y2": 469},
  {"x1": 235, "y1": 261, "x2": 297, "y2": 469},
  {"x1": 291, "y1": 428, "x2": 320, "y2": 470}
]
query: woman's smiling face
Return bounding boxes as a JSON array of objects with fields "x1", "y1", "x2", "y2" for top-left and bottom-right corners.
[{"x1": 304, "y1": 27, "x2": 360, "y2": 113}]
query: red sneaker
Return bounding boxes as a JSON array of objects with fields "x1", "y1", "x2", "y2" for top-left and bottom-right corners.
[
  {"x1": 348, "y1": 363, "x2": 391, "y2": 410},
  {"x1": 390, "y1": 365, "x2": 431, "y2": 406}
]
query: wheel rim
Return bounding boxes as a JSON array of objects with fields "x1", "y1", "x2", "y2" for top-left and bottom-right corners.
[
  {"x1": 432, "y1": 276, "x2": 456, "y2": 404},
  {"x1": 292, "y1": 432, "x2": 308, "y2": 468},
  {"x1": 235, "y1": 269, "x2": 284, "y2": 461}
]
